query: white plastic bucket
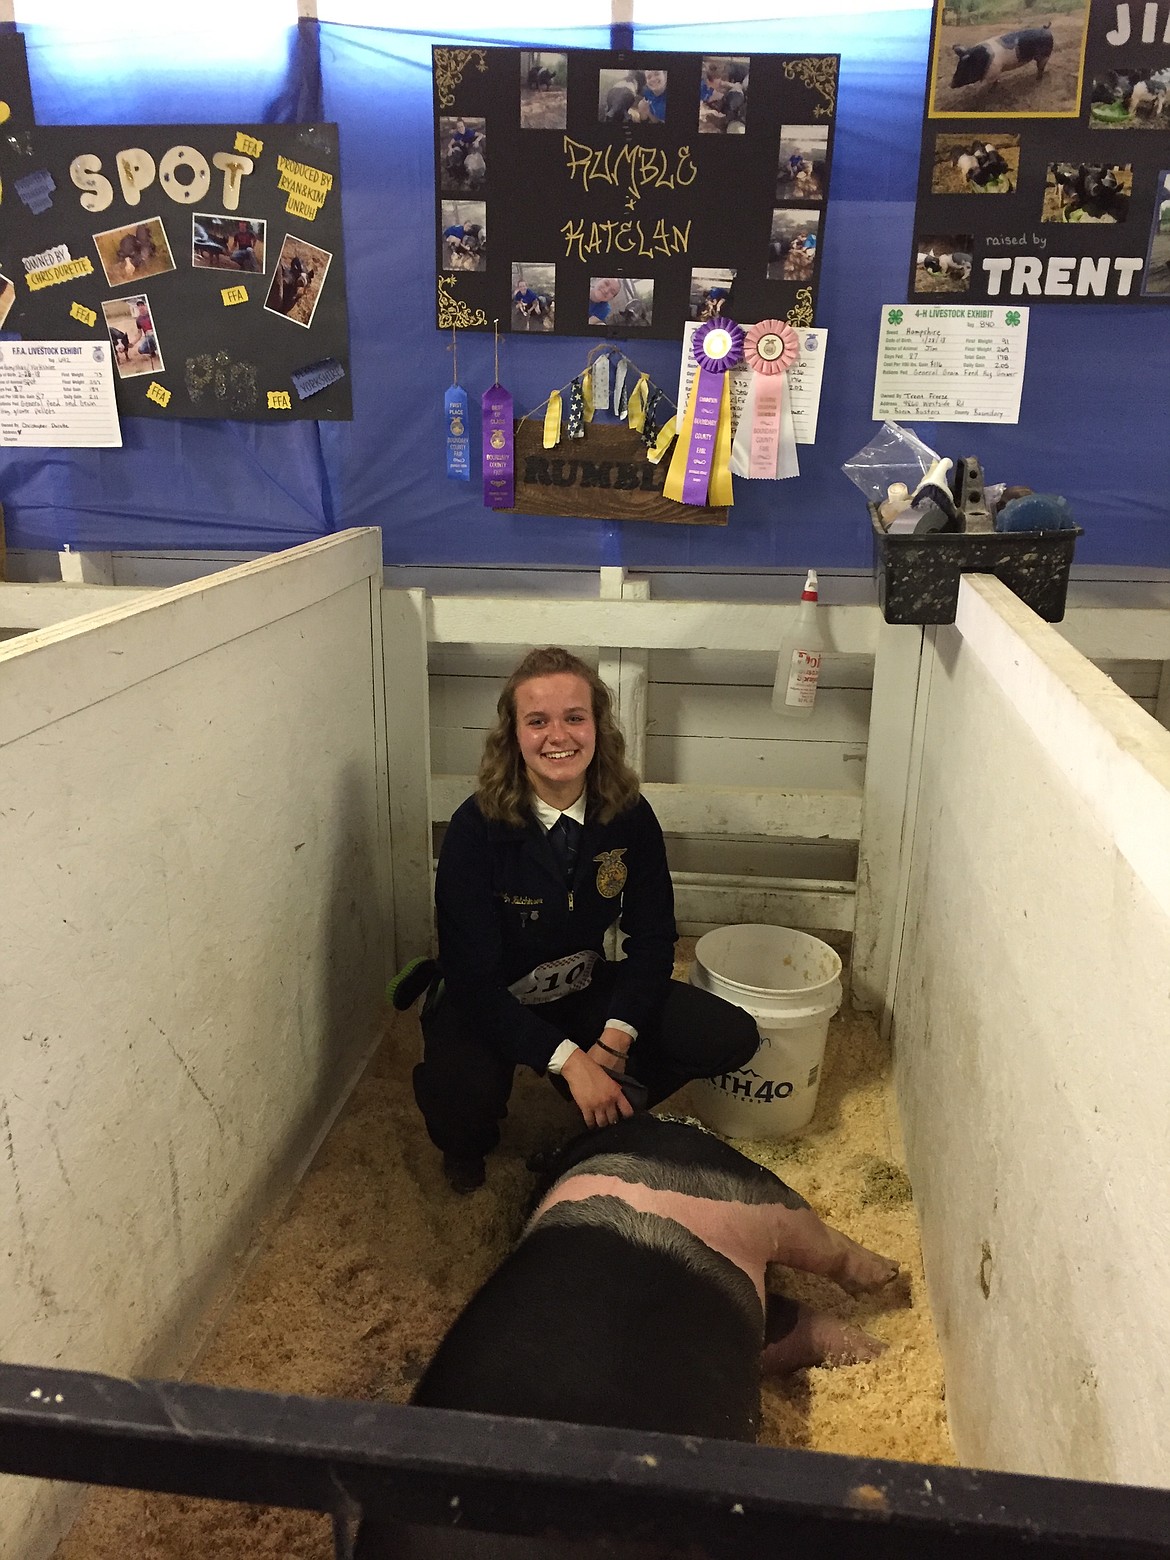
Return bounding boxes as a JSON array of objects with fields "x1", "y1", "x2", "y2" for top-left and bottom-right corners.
[{"x1": 688, "y1": 924, "x2": 842, "y2": 1139}]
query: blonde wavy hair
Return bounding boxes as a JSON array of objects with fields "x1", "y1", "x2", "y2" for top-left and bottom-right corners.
[{"x1": 476, "y1": 647, "x2": 641, "y2": 826}]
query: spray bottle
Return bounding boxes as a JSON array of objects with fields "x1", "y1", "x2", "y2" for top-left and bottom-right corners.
[{"x1": 772, "y1": 570, "x2": 824, "y2": 719}]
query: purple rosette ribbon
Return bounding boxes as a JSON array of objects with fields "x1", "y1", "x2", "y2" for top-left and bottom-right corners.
[
  {"x1": 681, "y1": 317, "x2": 744, "y2": 506},
  {"x1": 693, "y1": 317, "x2": 745, "y2": 375}
]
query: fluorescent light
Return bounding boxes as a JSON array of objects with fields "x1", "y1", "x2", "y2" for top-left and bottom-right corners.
[
  {"x1": 636, "y1": 0, "x2": 931, "y2": 17},
  {"x1": 317, "y1": 1, "x2": 612, "y2": 22},
  {"x1": 19, "y1": 0, "x2": 294, "y2": 27}
]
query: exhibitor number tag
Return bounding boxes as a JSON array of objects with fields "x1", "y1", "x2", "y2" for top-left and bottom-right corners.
[{"x1": 508, "y1": 949, "x2": 599, "y2": 1006}]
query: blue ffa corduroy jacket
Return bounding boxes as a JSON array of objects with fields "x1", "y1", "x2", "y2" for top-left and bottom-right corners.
[{"x1": 435, "y1": 794, "x2": 677, "y2": 1071}]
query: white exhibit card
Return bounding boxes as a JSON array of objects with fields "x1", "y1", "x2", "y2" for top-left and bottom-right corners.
[
  {"x1": 872, "y1": 304, "x2": 1029, "y2": 425},
  {"x1": 677, "y1": 322, "x2": 828, "y2": 445},
  {"x1": 0, "y1": 340, "x2": 122, "y2": 447}
]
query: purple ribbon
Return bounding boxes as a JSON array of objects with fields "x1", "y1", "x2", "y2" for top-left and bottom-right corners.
[
  {"x1": 681, "y1": 318, "x2": 744, "y2": 507},
  {"x1": 481, "y1": 383, "x2": 514, "y2": 509}
]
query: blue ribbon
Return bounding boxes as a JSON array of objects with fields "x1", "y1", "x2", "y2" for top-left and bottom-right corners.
[{"x1": 445, "y1": 383, "x2": 470, "y2": 481}]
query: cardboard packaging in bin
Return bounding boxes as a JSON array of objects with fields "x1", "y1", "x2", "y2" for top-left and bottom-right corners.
[{"x1": 869, "y1": 504, "x2": 1082, "y2": 626}]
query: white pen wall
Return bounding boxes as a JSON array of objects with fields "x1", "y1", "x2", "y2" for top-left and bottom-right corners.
[
  {"x1": 0, "y1": 532, "x2": 391, "y2": 1559},
  {"x1": 890, "y1": 575, "x2": 1170, "y2": 1486}
]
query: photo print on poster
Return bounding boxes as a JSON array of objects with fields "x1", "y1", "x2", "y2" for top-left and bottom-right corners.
[
  {"x1": 438, "y1": 116, "x2": 487, "y2": 194},
  {"x1": 913, "y1": 234, "x2": 973, "y2": 292},
  {"x1": 689, "y1": 266, "x2": 736, "y2": 320},
  {"x1": 930, "y1": 133, "x2": 1019, "y2": 193},
  {"x1": 263, "y1": 234, "x2": 332, "y2": 327},
  {"x1": 768, "y1": 209, "x2": 820, "y2": 281},
  {"x1": 94, "y1": 216, "x2": 176, "y2": 287},
  {"x1": 511, "y1": 263, "x2": 556, "y2": 330},
  {"x1": 598, "y1": 68, "x2": 668, "y2": 124},
  {"x1": 192, "y1": 214, "x2": 266, "y2": 272},
  {"x1": 520, "y1": 52, "x2": 567, "y2": 129},
  {"x1": 441, "y1": 200, "x2": 487, "y2": 271},
  {"x1": 1143, "y1": 170, "x2": 1170, "y2": 292},
  {"x1": 0, "y1": 272, "x2": 14, "y2": 330},
  {"x1": 1042, "y1": 160, "x2": 1132, "y2": 220},
  {"x1": 776, "y1": 125, "x2": 829, "y2": 200},
  {"x1": 588, "y1": 276, "x2": 653, "y2": 327},
  {"x1": 1089, "y1": 66, "x2": 1170, "y2": 128},
  {"x1": 928, "y1": 0, "x2": 1090, "y2": 117},
  {"x1": 102, "y1": 293, "x2": 164, "y2": 379},
  {"x1": 699, "y1": 56, "x2": 749, "y2": 132}
]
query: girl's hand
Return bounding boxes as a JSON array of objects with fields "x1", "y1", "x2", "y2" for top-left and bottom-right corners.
[{"x1": 561, "y1": 1050, "x2": 635, "y2": 1130}]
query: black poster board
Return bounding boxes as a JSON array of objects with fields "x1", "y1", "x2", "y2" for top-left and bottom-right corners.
[
  {"x1": 0, "y1": 123, "x2": 351, "y2": 419},
  {"x1": 1, "y1": 31, "x2": 36, "y2": 133},
  {"x1": 910, "y1": 0, "x2": 1170, "y2": 305},
  {"x1": 433, "y1": 47, "x2": 839, "y2": 338}
]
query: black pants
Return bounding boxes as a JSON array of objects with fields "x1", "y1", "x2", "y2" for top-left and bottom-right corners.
[{"x1": 412, "y1": 962, "x2": 760, "y2": 1160}]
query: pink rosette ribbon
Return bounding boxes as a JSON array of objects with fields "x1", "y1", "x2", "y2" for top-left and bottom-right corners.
[
  {"x1": 674, "y1": 317, "x2": 744, "y2": 506},
  {"x1": 740, "y1": 320, "x2": 799, "y2": 479}
]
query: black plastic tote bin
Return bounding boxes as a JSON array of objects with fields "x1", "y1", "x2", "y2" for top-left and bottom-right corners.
[{"x1": 869, "y1": 505, "x2": 1082, "y2": 626}]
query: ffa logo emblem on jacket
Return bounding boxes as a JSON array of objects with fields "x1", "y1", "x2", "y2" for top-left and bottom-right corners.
[{"x1": 593, "y1": 848, "x2": 628, "y2": 899}]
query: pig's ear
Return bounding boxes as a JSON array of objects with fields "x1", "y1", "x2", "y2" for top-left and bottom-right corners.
[{"x1": 953, "y1": 44, "x2": 964, "y2": 56}]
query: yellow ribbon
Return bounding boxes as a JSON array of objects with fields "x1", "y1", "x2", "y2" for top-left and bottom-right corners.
[
  {"x1": 582, "y1": 367, "x2": 594, "y2": 423},
  {"x1": 709, "y1": 376, "x2": 734, "y2": 506},
  {"x1": 626, "y1": 373, "x2": 649, "y2": 433},
  {"x1": 662, "y1": 375, "x2": 734, "y2": 507},
  {"x1": 646, "y1": 415, "x2": 677, "y2": 466},
  {"x1": 543, "y1": 390, "x2": 562, "y2": 449}
]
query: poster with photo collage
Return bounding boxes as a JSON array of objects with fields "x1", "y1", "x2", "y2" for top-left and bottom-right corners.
[
  {"x1": 433, "y1": 46, "x2": 839, "y2": 338},
  {"x1": 910, "y1": 0, "x2": 1170, "y2": 304},
  {"x1": 0, "y1": 123, "x2": 351, "y2": 419}
]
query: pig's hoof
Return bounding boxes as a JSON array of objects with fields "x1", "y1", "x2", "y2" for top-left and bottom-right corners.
[
  {"x1": 836, "y1": 1244, "x2": 901, "y2": 1298},
  {"x1": 761, "y1": 1305, "x2": 886, "y2": 1374}
]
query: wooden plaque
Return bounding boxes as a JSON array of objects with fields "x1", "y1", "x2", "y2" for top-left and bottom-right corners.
[{"x1": 506, "y1": 418, "x2": 727, "y2": 525}]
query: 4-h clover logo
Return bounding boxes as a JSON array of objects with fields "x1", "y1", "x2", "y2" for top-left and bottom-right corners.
[
  {"x1": 1005, "y1": 310, "x2": 1021, "y2": 326},
  {"x1": 887, "y1": 308, "x2": 904, "y2": 325}
]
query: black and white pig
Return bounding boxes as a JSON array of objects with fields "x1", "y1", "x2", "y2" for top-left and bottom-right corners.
[
  {"x1": 1130, "y1": 67, "x2": 1170, "y2": 118},
  {"x1": 1055, "y1": 163, "x2": 1129, "y2": 222},
  {"x1": 425, "y1": 1115, "x2": 896, "y2": 1433},
  {"x1": 951, "y1": 24, "x2": 1053, "y2": 93},
  {"x1": 604, "y1": 70, "x2": 646, "y2": 123},
  {"x1": 951, "y1": 141, "x2": 1013, "y2": 190},
  {"x1": 354, "y1": 1116, "x2": 901, "y2": 1556}
]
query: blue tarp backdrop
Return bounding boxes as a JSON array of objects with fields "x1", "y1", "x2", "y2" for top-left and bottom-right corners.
[{"x1": 2, "y1": 12, "x2": 1167, "y2": 568}]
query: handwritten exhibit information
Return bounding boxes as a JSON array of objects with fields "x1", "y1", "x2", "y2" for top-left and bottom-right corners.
[
  {"x1": 872, "y1": 304, "x2": 1028, "y2": 424},
  {"x1": 0, "y1": 341, "x2": 121, "y2": 447},
  {"x1": 677, "y1": 323, "x2": 829, "y2": 445}
]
